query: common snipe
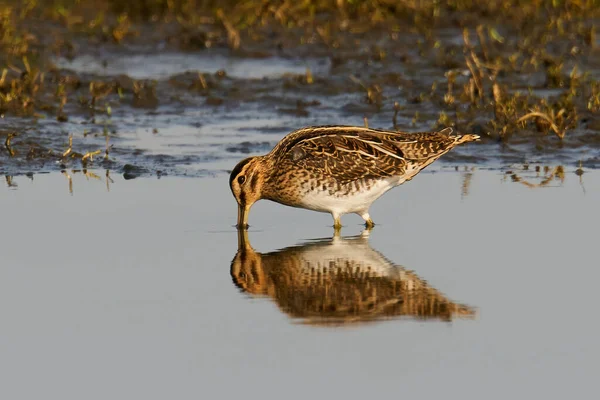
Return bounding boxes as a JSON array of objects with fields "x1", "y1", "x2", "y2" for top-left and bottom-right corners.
[{"x1": 229, "y1": 125, "x2": 479, "y2": 229}]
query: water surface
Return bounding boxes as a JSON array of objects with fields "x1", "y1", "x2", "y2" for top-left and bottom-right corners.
[{"x1": 1, "y1": 168, "x2": 597, "y2": 399}]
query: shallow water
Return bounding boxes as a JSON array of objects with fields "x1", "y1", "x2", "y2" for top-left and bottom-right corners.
[
  {"x1": 54, "y1": 52, "x2": 331, "y2": 80},
  {"x1": 1, "y1": 168, "x2": 598, "y2": 399}
]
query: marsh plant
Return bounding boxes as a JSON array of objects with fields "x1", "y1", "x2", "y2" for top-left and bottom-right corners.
[{"x1": 1, "y1": 0, "x2": 599, "y2": 173}]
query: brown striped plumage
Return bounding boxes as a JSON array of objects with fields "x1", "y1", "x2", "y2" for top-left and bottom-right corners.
[{"x1": 229, "y1": 125, "x2": 479, "y2": 229}]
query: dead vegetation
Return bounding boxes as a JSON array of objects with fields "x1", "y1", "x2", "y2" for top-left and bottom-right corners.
[
  {"x1": 1, "y1": 0, "x2": 599, "y2": 173},
  {"x1": 507, "y1": 165, "x2": 567, "y2": 188}
]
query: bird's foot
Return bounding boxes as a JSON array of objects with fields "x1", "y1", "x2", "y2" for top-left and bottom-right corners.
[{"x1": 359, "y1": 211, "x2": 375, "y2": 229}]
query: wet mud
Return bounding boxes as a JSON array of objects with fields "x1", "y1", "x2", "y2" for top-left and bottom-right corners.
[{"x1": 1, "y1": 1, "x2": 599, "y2": 177}]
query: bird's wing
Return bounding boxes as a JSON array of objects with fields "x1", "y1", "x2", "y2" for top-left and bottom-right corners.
[
  {"x1": 383, "y1": 127, "x2": 461, "y2": 160},
  {"x1": 272, "y1": 126, "x2": 460, "y2": 184}
]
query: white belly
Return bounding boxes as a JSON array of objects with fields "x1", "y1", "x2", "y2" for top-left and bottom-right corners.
[{"x1": 298, "y1": 177, "x2": 402, "y2": 215}]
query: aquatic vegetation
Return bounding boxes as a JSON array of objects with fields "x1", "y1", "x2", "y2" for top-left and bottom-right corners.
[
  {"x1": 507, "y1": 164, "x2": 567, "y2": 188},
  {"x1": 1, "y1": 0, "x2": 599, "y2": 174}
]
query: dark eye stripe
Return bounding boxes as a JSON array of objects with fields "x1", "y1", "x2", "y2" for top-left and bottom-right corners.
[{"x1": 229, "y1": 158, "x2": 252, "y2": 189}]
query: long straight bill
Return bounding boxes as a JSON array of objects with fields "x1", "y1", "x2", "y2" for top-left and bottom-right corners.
[{"x1": 237, "y1": 204, "x2": 249, "y2": 229}]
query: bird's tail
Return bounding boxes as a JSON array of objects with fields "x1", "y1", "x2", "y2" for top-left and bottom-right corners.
[
  {"x1": 438, "y1": 127, "x2": 480, "y2": 144},
  {"x1": 456, "y1": 133, "x2": 481, "y2": 144}
]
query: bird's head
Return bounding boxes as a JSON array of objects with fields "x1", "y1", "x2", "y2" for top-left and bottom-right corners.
[{"x1": 229, "y1": 156, "x2": 267, "y2": 229}]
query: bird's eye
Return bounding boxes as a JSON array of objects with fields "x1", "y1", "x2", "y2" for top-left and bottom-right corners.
[{"x1": 237, "y1": 176, "x2": 246, "y2": 184}]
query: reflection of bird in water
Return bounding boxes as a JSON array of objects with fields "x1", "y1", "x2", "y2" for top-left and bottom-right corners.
[{"x1": 230, "y1": 230, "x2": 475, "y2": 326}]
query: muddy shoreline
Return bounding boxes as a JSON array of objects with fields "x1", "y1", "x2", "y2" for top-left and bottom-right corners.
[{"x1": 1, "y1": 1, "x2": 599, "y2": 176}]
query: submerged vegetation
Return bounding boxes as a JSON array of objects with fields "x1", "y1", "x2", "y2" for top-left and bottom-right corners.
[{"x1": 1, "y1": 0, "x2": 599, "y2": 174}]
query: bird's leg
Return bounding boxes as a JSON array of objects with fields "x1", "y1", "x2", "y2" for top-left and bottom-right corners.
[
  {"x1": 359, "y1": 211, "x2": 375, "y2": 229},
  {"x1": 332, "y1": 213, "x2": 342, "y2": 231}
]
